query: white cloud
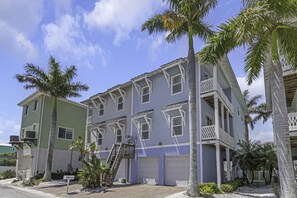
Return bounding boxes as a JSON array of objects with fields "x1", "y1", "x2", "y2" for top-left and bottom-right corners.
[
  {"x1": 250, "y1": 130, "x2": 273, "y2": 143},
  {"x1": 0, "y1": 0, "x2": 42, "y2": 60},
  {"x1": 149, "y1": 35, "x2": 165, "y2": 61},
  {"x1": 0, "y1": 115, "x2": 20, "y2": 144},
  {"x1": 43, "y1": 14, "x2": 107, "y2": 68},
  {"x1": 84, "y1": 0, "x2": 164, "y2": 45}
]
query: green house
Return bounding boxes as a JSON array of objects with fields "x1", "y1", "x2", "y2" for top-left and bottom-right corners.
[{"x1": 13, "y1": 92, "x2": 87, "y2": 179}]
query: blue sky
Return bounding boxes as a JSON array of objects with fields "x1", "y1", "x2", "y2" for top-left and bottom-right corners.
[{"x1": 0, "y1": 0, "x2": 273, "y2": 144}]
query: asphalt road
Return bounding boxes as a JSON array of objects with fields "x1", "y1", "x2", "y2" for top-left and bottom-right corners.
[{"x1": 0, "y1": 185, "x2": 46, "y2": 198}]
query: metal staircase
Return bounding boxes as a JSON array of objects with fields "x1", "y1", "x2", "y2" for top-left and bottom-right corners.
[{"x1": 103, "y1": 143, "x2": 135, "y2": 186}]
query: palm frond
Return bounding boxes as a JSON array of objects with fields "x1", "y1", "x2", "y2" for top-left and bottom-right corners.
[
  {"x1": 141, "y1": 13, "x2": 168, "y2": 34},
  {"x1": 192, "y1": 20, "x2": 214, "y2": 41}
]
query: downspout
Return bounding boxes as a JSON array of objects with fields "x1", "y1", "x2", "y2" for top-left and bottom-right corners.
[{"x1": 35, "y1": 94, "x2": 45, "y2": 175}]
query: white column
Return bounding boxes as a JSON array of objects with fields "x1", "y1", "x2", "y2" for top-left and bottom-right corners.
[
  {"x1": 214, "y1": 95, "x2": 219, "y2": 139},
  {"x1": 221, "y1": 103, "x2": 224, "y2": 132},
  {"x1": 226, "y1": 147, "x2": 231, "y2": 181},
  {"x1": 216, "y1": 142, "x2": 221, "y2": 186},
  {"x1": 213, "y1": 65, "x2": 218, "y2": 91},
  {"x1": 227, "y1": 111, "x2": 230, "y2": 135}
]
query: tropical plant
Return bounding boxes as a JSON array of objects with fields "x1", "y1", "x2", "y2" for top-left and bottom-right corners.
[
  {"x1": 16, "y1": 56, "x2": 89, "y2": 181},
  {"x1": 234, "y1": 139, "x2": 260, "y2": 184},
  {"x1": 142, "y1": 0, "x2": 217, "y2": 196},
  {"x1": 243, "y1": 90, "x2": 272, "y2": 140},
  {"x1": 69, "y1": 136, "x2": 86, "y2": 162},
  {"x1": 77, "y1": 142, "x2": 109, "y2": 188},
  {"x1": 199, "y1": 0, "x2": 297, "y2": 196}
]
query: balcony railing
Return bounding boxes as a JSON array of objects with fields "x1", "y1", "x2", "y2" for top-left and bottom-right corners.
[
  {"x1": 201, "y1": 125, "x2": 235, "y2": 148},
  {"x1": 200, "y1": 78, "x2": 233, "y2": 114},
  {"x1": 87, "y1": 116, "x2": 92, "y2": 124},
  {"x1": 288, "y1": 112, "x2": 297, "y2": 131}
]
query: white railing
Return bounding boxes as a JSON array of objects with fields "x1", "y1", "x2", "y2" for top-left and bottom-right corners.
[
  {"x1": 219, "y1": 127, "x2": 235, "y2": 148},
  {"x1": 281, "y1": 55, "x2": 293, "y2": 72},
  {"x1": 201, "y1": 125, "x2": 216, "y2": 140},
  {"x1": 87, "y1": 116, "x2": 92, "y2": 124},
  {"x1": 217, "y1": 83, "x2": 234, "y2": 114},
  {"x1": 200, "y1": 78, "x2": 214, "y2": 94},
  {"x1": 288, "y1": 112, "x2": 297, "y2": 131}
]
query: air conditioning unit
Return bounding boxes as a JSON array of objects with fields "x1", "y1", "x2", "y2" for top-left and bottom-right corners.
[
  {"x1": 25, "y1": 131, "x2": 36, "y2": 139},
  {"x1": 10, "y1": 135, "x2": 19, "y2": 142}
]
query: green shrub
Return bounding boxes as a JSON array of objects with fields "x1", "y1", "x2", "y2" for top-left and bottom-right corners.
[
  {"x1": 0, "y1": 170, "x2": 16, "y2": 180},
  {"x1": 0, "y1": 159, "x2": 16, "y2": 166},
  {"x1": 220, "y1": 184, "x2": 234, "y2": 193},
  {"x1": 198, "y1": 182, "x2": 220, "y2": 197},
  {"x1": 220, "y1": 178, "x2": 244, "y2": 193},
  {"x1": 272, "y1": 183, "x2": 280, "y2": 198}
]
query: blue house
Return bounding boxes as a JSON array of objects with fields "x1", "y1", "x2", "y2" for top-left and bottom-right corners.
[{"x1": 82, "y1": 55, "x2": 246, "y2": 187}]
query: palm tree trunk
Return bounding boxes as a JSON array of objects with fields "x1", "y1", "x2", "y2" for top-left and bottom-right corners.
[
  {"x1": 270, "y1": 58, "x2": 297, "y2": 198},
  {"x1": 186, "y1": 29, "x2": 199, "y2": 197},
  {"x1": 43, "y1": 97, "x2": 57, "y2": 181},
  {"x1": 244, "y1": 123, "x2": 249, "y2": 141}
]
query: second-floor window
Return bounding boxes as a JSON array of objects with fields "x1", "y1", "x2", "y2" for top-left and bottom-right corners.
[
  {"x1": 99, "y1": 104, "x2": 104, "y2": 116},
  {"x1": 33, "y1": 100, "x2": 38, "y2": 111},
  {"x1": 206, "y1": 115, "x2": 213, "y2": 126},
  {"x1": 117, "y1": 96, "x2": 123, "y2": 111},
  {"x1": 141, "y1": 86, "x2": 150, "y2": 103},
  {"x1": 141, "y1": 123, "x2": 149, "y2": 140},
  {"x1": 58, "y1": 127, "x2": 73, "y2": 140},
  {"x1": 24, "y1": 105, "x2": 29, "y2": 115},
  {"x1": 97, "y1": 132, "x2": 103, "y2": 146},
  {"x1": 171, "y1": 74, "x2": 182, "y2": 95},
  {"x1": 171, "y1": 116, "x2": 183, "y2": 136},
  {"x1": 116, "y1": 128, "x2": 122, "y2": 143}
]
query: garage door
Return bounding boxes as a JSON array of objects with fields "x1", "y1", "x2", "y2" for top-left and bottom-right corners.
[
  {"x1": 165, "y1": 155, "x2": 189, "y2": 186},
  {"x1": 138, "y1": 157, "x2": 159, "y2": 184}
]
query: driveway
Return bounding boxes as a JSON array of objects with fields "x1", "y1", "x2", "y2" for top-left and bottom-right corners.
[{"x1": 33, "y1": 183, "x2": 186, "y2": 198}]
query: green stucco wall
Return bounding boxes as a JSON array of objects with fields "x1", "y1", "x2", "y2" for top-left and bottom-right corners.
[{"x1": 0, "y1": 145, "x2": 14, "y2": 154}]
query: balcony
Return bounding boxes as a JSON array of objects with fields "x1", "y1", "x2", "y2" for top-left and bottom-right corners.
[
  {"x1": 201, "y1": 125, "x2": 235, "y2": 148},
  {"x1": 200, "y1": 78, "x2": 233, "y2": 114},
  {"x1": 289, "y1": 112, "x2": 297, "y2": 132},
  {"x1": 87, "y1": 116, "x2": 92, "y2": 125}
]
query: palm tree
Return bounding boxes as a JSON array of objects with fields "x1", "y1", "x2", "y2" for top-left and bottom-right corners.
[
  {"x1": 142, "y1": 0, "x2": 217, "y2": 196},
  {"x1": 243, "y1": 90, "x2": 272, "y2": 140},
  {"x1": 199, "y1": 0, "x2": 297, "y2": 196},
  {"x1": 16, "y1": 56, "x2": 89, "y2": 181}
]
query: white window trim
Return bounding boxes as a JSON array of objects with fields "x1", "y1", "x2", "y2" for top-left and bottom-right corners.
[
  {"x1": 171, "y1": 115, "x2": 183, "y2": 137},
  {"x1": 115, "y1": 128, "x2": 123, "y2": 143},
  {"x1": 140, "y1": 122, "x2": 150, "y2": 141},
  {"x1": 117, "y1": 96, "x2": 124, "y2": 111},
  {"x1": 24, "y1": 105, "x2": 29, "y2": 115},
  {"x1": 97, "y1": 130, "x2": 103, "y2": 146},
  {"x1": 21, "y1": 128, "x2": 26, "y2": 139},
  {"x1": 141, "y1": 86, "x2": 150, "y2": 104},
  {"x1": 57, "y1": 126, "x2": 74, "y2": 141},
  {"x1": 33, "y1": 100, "x2": 38, "y2": 112},
  {"x1": 98, "y1": 103, "x2": 104, "y2": 117},
  {"x1": 171, "y1": 74, "x2": 183, "y2": 95},
  {"x1": 206, "y1": 114, "x2": 214, "y2": 126}
]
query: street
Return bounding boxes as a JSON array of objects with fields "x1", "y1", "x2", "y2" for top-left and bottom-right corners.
[{"x1": 0, "y1": 185, "x2": 47, "y2": 198}]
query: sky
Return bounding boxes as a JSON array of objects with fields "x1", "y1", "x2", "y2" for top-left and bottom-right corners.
[{"x1": 0, "y1": 0, "x2": 273, "y2": 144}]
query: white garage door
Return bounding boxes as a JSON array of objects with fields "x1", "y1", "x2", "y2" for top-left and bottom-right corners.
[
  {"x1": 165, "y1": 155, "x2": 189, "y2": 186},
  {"x1": 138, "y1": 157, "x2": 159, "y2": 184}
]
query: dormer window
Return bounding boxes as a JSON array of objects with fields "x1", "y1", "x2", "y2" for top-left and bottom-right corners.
[
  {"x1": 141, "y1": 86, "x2": 150, "y2": 103},
  {"x1": 24, "y1": 105, "x2": 29, "y2": 115},
  {"x1": 99, "y1": 104, "x2": 104, "y2": 116},
  {"x1": 171, "y1": 74, "x2": 182, "y2": 95},
  {"x1": 117, "y1": 96, "x2": 123, "y2": 110}
]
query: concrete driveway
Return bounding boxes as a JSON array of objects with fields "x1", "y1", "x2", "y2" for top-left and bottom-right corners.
[{"x1": 33, "y1": 183, "x2": 186, "y2": 198}]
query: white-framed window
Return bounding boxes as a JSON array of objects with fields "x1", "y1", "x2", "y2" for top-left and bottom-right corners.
[
  {"x1": 97, "y1": 132, "x2": 103, "y2": 146},
  {"x1": 141, "y1": 86, "x2": 150, "y2": 104},
  {"x1": 58, "y1": 127, "x2": 73, "y2": 140},
  {"x1": 99, "y1": 104, "x2": 104, "y2": 116},
  {"x1": 24, "y1": 105, "x2": 29, "y2": 115},
  {"x1": 206, "y1": 115, "x2": 213, "y2": 126},
  {"x1": 171, "y1": 116, "x2": 183, "y2": 136},
  {"x1": 33, "y1": 100, "x2": 38, "y2": 111},
  {"x1": 141, "y1": 123, "x2": 149, "y2": 140},
  {"x1": 22, "y1": 129, "x2": 25, "y2": 138},
  {"x1": 32, "y1": 124, "x2": 36, "y2": 131},
  {"x1": 171, "y1": 74, "x2": 182, "y2": 95},
  {"x1": 117, "y1": 96, "x2": 124, "y2": 111},
  {"x1": 116, "y1": 128, "x2": 122, "y2": 143}
]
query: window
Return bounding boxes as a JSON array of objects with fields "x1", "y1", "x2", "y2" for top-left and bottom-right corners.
[
  {"x1": 117, "y1": 96, "x2": 123, "y2": 110},
  {"x1": 97, "y1": 132, "x2": 103, "y2": 146},
  {"x1": 171, "y1": 74, "x2": 182, "y2": 95},
  {"x1": 172, "y1": 116, "x2": 183, "y2": 136},
  {"x1": 22, "y1": 129, "x2": 25, "y2": 138},
  {"x1": 88, "y1": 107, "x2": 93, "y2": 117},
  {"x1": 33, "y1": 100, "x2": 38, "y2": 111},
  {"x1": 116, "y1": 128, "x2": 122, "y2": 143},
  {"x1": 58, "y1": 127, "x2": 73, "y2": 140},
  {"x1": 141, "y1": 86, "x2": 150, "y2": 103},
  {"x1": 32, "y1": 124, "x2": 36, "y2": 131},
  {"x1": 206, "y1": 115, "x2": 213, "y2": 126},
  {"x1": 24, "y1": 105, "x2": 29, "y2": 115},
  {"x1": 141, "y1": 123, "x2": 149, "y2": 140},
  {"x1": 99, "y1": 104, "x2": 104, "y2": 116}
]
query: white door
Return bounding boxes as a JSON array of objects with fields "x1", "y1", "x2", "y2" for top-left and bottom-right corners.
[
  {"x1": 138, "y1": 157, "x2": 159, "y2": 184},
  {"x1": 165, "y1": 155, "x2": 189, "y2": 186}
]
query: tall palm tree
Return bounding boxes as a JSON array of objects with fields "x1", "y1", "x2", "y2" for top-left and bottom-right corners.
[
  {"x1": 16, "y1": 56, "x2": 89, "y2": 181},
  {"x1": 199, "y1": 0, "x2": 297, "y2": 197},
  {"x1": 243, "y1": 90, "x2": 272, "y2": 140},
  {"x1": 142, "y1": 0, "x2": 217, "y2": 196}
]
